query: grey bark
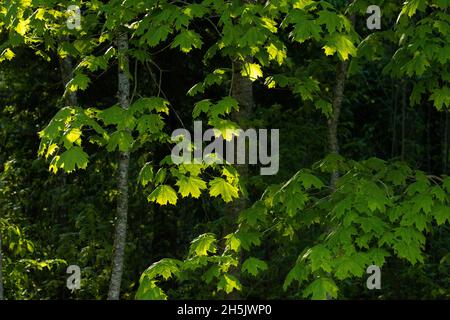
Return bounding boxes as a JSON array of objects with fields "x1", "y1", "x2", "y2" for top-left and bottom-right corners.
[
  {"x1": 214, "y1": 58, "x2": 255, "y2": 300},
  {"x1": 108, "y1": 32, "x2": 130, "y2": 300},
  {"x1": 231, "y1": 60, "x2": 254, "y2": 122},
  {"x1": 60, "y1": 56, "x2": 78, "y2": 106},
  {"x1": 59, "y1": 54, "x2": 77, "y2": 226},
  {"x1": 328, "y1": 60, "x2": 349, "y2": 188},
  {"x1": 223, "y1": 59, "x2": 254, "y2": 300},
  {"x1": 229, "y1": 59, "x2": 253, "y2": 220},
  {"x1": 325, "y1": 59, "x2": 350, "y2": 300}
]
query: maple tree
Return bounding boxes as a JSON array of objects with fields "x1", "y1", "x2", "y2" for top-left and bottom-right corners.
[{"x1": 0, "y1": 0, "x2": 449, "y2": 300}]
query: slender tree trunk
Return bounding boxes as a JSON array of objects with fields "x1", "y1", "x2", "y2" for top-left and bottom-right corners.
[
  {"x1": 59, "y1": 55, "x2": 77, "y2": 226},
  {"x1": 60, "y1": 56, "x2": 78, "y2": 106},
  {"x1": 325, "y1": 60, "x2": 349, "y2": 300},
  {"x1": 229, "y1": 58, "x2": 253, "y2": 223},
  {"x1": 222, "y1": 59, "x2": 254, "y2": 300},
  {"x1": 0, "y1": 232, "x2": 4, "y2": 300},
  {"x1": 108, "y1": 31, "x2": 130, "y2": 300},
  {"x1": 327, "y1": 60, "x2": 349, "y2": 188},
  {"x1": 231, "y1": 60, "x2": 254, "y2": 123}
]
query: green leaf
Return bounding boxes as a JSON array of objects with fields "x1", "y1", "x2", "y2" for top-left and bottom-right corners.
[
  {"x1": 241, "y1": 257, "x2": 268, "y2": 276},
  {"x1": 412, "y1": 194, "x2": 433, "y2": 214},
  {"x1": 0, "y1": 48, "x2": 15, "y2": 62},
  {"x1": 99, "y1": 105, "x2": 126, "y2": 126},
  {"x1": 189, "y1": 233, "x2": 217, "y2": 256},
  {"x1": 143, "y1": 258, "x2": 181, "y2": 280},
  {"x1": 193, "y1": 99, "x2": 212, "y2": 118},
  {"x1": 293, "y1": 0, "x2": 316, "y2": 10},
  {"x1": 138, "y1": 163, "x2": 154, "y2": 187},
  {"x1": 217, "y1": 273, "x2": 242, "y2": 294},
  {"x1": 142, "y1": 25, "x2": 171, "y2": 47},
  {"x1": 317, "y1": 10, "x2": 343, "y2": 33},
  {"x1": 239, "y1": 201, "x2": 267, "y2": 227},
  {"x1": 239, "y1": 27, "x2": 265, "y2": 47},
  {"x1": 66, "y1": 73, "x2": 90, "y2": 92},
  {"x1": 298, "y1": 171, "x2": 324, "y2": 189},
  {"x1": 323, "y1": 34, "x2": 357, "y2": 61},
  {"x1": 368, "y1": 248, "x2": 390, "y2": 266},
  {"x1": 359, "y1": 216, "x2": 387, "y2": 235},
  {"x1": 136, "y1": 114, "x2": 164, "y2": 134},
  {"x1": 154, "y1": 168, "x2": 167, "y2": 185},
  {"x1": 130, "y1": 97, "x2": 170, "y2": 115},
  {"x1": 288, "y1": 12, "x2": 321, "y2": 43},
  {"x1": 225, "y1": 233, "x2": 241, "y2": 252},
  {"x1": 405, "y1": 53, "x2": 430, "y2": 76},
  {"x1": 147, "y1": 185, "x2": 178, "y2": 205},
  {"x1": 209, "y1": 178, "x2": 239, "y2": 202},
  {"x1": 241, "y1": 63, "x2": 263, "y2": 81},
  {"x1": 53, "y1": 146, "x2": 89, "y2": 173},
  {"x1": 211, "y1": 97, "x2": 239, "y2": 118},
  {"x1": 308, "y1": 245, "x2": 332, "y2": 273},
  {"x1": 176, "y1": 176, "x2": 207, "y2": 198},
  {"x1": 401, "y1": 0, "x2": 428, "y2": 17},
  {"x1": 315, "y1": 99, "x2": 332, "y2": 116},
  {"x1": 107, "y1": 130, "x2": 134, "y2": 152},
  {"x1": 136, "y1": 277, "x2": 167, "y2": 300},
  {"x1": 429, "y1": 87, "x2": 450, "y2": 110},
  {"x1": 15, "y1": 19, "x2": 29, "y2": 36},
  {"x1": 433, "y1": 205, "x2": 450, "y2": 225},
  {"x1": 303, "y1": 277, "x2": 338, "y2": 300},
  {"x1": 236, "y1": 231, "x2": 261, "y2": 251},
  {"x1": 208, "y1": 118, "x2": 240, "y2": 141},
  {"x1": 283, "y1": 263, "x2": 309, "y2": 290},
  {"x1": 62, "y1": 128, "x2": 82, "y2": 149},
  {"x1": 334, "y1": 255, "x2": 365, "y2": 280},
  {"x1": 293, "y1": 77, "x2": 320, "y2": 101},
  {"x1": 203, "y1": 265, "x2": 220, "y2": 284},
  {"x1": 443, "y1": 177, "x2": 450, "y2": 192},
  {"x1": 259, "y1": 17, "x2": 278, "y2": 33},
  {"x1": 171, "y1": 30, "x2": 203, "y2": 53},
  {"x1": 393, "y1": 227, "x2": 425, "y2": 264},
  {"x1": 266, "y1": 43, "x2": 287, "y2": 65},
  {"x1": 183, "y1": 3, "x2": 208, "y2": 18}
]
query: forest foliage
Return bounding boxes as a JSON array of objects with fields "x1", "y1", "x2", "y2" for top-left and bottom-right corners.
[{"x1": 0, "y1": 0, "x2": 449, "y2": 300}]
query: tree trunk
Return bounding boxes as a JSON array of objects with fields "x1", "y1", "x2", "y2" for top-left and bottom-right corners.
[
  {"x1": 324, "y1": 59, "x2": 350, "y2": 300},
  {"x1": 0, "y1": 232, "x2": 4, "y2": 300},
  {"x1": 222, "y1": 59, "x2": 254, "y2": 300},
  {"x1": 108, "y1": 31, "x2": 130, "y2": 300},
  {"x1": 327, "y1": 60, "x2": 349, "y2": 188},
  {"x1": 60, "y1": 55, "x2": 78, "y2": 106},
  {"x1": 59, "y1": 55, "x2": 77, "y2": 225},
  {"x1": 231, "y1": 60, "x2": 253, "y2": 123},
  {"x1": 229, "y1": 58, "x2": 253, "y2": 225}
]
